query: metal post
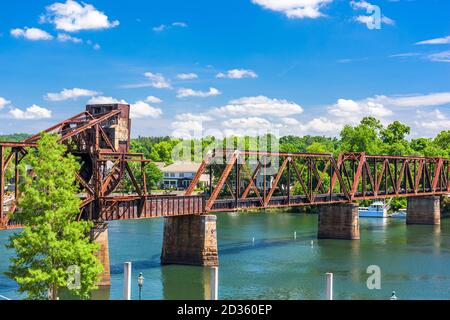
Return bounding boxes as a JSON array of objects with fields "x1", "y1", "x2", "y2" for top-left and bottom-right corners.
[
  {"x1": 329, "y1": 160, "x2": 333, "y2": 201},
  {"x1": 141, "y1": 162, "x2": 147, "y2": 195},
  {"x1": 263, "y1": 163, "x2": 267, "y2": 207},
  {"x1": 14, "y1": 149, "x2": 19, "y2": 201},
  {"x1": 124, "y1": 262, "x2": 132, "y2": 300},
  {"x1": 211, "y1": 266, "x2": 218, "y2": 300},
  {"x1": 287, "y1": 159, "x2": 291, "y2": 205},
  {"x1": 325, "y1": 273, "x2": 333, "y2": 300},
  {"x1": 209, "y1": 164, "x2": 213, "y2": 196},
  {"x1": 374, "y1": 158, "x2": 377, "y2": 195},
  {"x1": 235, "y1": 161, "x2": 239, "y2": 209}
]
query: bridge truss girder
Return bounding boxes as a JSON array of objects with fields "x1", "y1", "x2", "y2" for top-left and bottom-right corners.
[
  {"x1": 185, "y1": 149, "x2": 450, "y2": 212},
  {"x1": 0, "y1": 106, "x2": 150, "y2": 230}
]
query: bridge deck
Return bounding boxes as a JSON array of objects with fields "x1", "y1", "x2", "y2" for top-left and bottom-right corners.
[
  {"x1": 99, "y1": 195, "x2": 205, "y2": 221},
  {"x1": 1, "y1": 195, "x2": 205, "y2": 230}
]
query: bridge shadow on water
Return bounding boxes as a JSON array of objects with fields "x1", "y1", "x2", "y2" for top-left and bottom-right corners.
[
  {"x1": 219, "y1": 235, "x2": 314, "y2": 255},
  {"x1": 109, "y1": 235, "x2": 314, "y2": 274},
  {"x1": 110, "y1": 256, "x2": 162, "y2": 274}
]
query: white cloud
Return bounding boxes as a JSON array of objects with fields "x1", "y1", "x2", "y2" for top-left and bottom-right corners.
[
  {"x1": 175, "y1": 113, "x2": 213, "y2": 122},
  {"x1": 427, "y1": 51, "x2": 450, "y2": 63},
  {"x1": 145, "y1": 96, "x2": 162, "y2": 103},
  {"x1": 251, "y1": 0, "x2": 333, "y2": 19},
  {"x1": 375, "y1": 92, "x2": 450, "y2": 107},
  {"x1": 281, "y1": 117, "x2": 300, "y2": 125},
  {"x1": 144, "y1": 72, "x2": 172, "y2": 89},
  {"x1": 414, "y1": 109, "x2": 450, "y2": 133},
  {"x1": 130, "y1": 101, "x2": 162, "y2": 119},
  {"x1": 416, "y1": 35, "x2": 450, "y2": 45},
  {"x1": 152, "y1": 24, "x2": 166, "y2": 32},
  {"x1": 297, "y1": 117, "x2": 343, "y2": 134},
  {"x1": 171, "y1": 120, "x2": 204, "y2": 132},
  {"x1": 45, "y1": 88, "x2": 99, "y2": 101},
  {"x1": 307, "y1": 117, "x2": 343, "y2": 133},
  {"x1": 212, "y1": 96, "x2": 303, "y2": 117},
  {"x1": 354, "y1": 15, "x2": 395, "y2": 26},
  {"x1": 9, "y1": 105, "x2": 52, "y2": 120},
  {"x1": 0, "y1": 97, "x2": 11, "y2": 109},
  {"x1": 326, "y1": 92, "x2": 450, "y2": 125},
  {"x1": 10, "y1": 27, "x2": 53, "y2": 41},
  {"x1": 85, "y1": 39, "x2": 100, "y2": 50},
  {"x1": 389, "y1": 52, "x2": 421, "y2": 58},
  {"x1": 87, "y1": 96, "x2": 127, "y2": 104},
  {"x1": 172, "y1": 22, "x2": 188, "y2": 28},
  {"x1": 177, "y1": 87, "x2": 221, "y2": 98},
  {"x1": 43, "y1": 0, "x2": 119, "y2": 32},
  {"x1": 351, "y1": 1, "x2": 395, "y2": 28},
  {"x1": 223, "y1": 117, "x2": 274, "y2": 130},
  {"x1": 166, "y1": 91, "x2": 450, "y2": 138},
  {"x1": 328, "y1": 98, "x2": 393, "y2": 124},
  {"x1": 350, "y1": 0, "x2": 373, "y2": 10},
  {"x1": 313, "y1": 92, "x2": 450, "y2": 136},
  {"x1": 177, "y1": 73, "x2": 198, "y2": 80},
  {"x1": 57, "y1": 33, "x2": 82, "y2": 43},
  {"x1": 153, "y1": 22, "x2": 188, "y2": 32},
  {"x1": 216, "y1": 69, "x2": 258, "y2": 79}
]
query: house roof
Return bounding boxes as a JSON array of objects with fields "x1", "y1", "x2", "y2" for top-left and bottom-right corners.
[
  {"x1": 161, "y1": 162, "x2": 202, "y2": 173},
  {"x1": 153, "y1": 162, "x2": 166, "y2": 169}
]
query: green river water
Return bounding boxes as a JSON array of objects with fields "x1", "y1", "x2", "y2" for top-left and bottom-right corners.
[{"x1": 1, "y1": 212, "x2": 449, "y2": 300}]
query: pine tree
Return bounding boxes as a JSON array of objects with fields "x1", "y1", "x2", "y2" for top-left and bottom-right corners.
[{"x1": 6, "y1": 133, "x2": 102, "y2": 300}]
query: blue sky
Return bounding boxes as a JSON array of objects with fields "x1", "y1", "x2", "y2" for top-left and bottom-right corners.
[{"x1": 0, "y1": 0, "x2": 449, "y2": 138}]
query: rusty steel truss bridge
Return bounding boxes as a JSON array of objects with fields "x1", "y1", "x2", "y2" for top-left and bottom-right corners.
[{"x1": 1, "y1": 103, "x2": 449, "y2": 231}]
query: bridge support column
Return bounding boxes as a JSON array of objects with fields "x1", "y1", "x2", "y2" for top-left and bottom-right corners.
[
  {"x1": 318, "y1": 203, "x2": 360, "y2": 240},
  {"x1": 90, "y1": 223, "x2": 111, "y2": 286},
  {"x1": 161, "y1": 215, "x2": 218, "y2": 267},
  {"x1": 407, "y1": 196, "x2": 440, "y2": 225}
]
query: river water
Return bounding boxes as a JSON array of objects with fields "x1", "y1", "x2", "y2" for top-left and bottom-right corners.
[{"x1": 1, "y1": 212, "x2": 450, "y2": 300}]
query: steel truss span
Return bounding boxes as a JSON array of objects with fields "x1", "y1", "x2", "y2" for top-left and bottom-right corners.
[{"x1": 185, "y1": 150, "x2": 450, "y2": 212}]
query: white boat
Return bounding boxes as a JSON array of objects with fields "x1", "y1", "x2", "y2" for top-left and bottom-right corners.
[
  {"x1": 390, "y1": 209, "x2": 407, "y2": 219},
  {"x1": 358, "y1": 201, "x2": 389, "y2": 218}
]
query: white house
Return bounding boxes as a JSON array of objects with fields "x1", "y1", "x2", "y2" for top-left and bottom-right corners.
[{"x1": 161, "y1": 162, "x2": 210, "y2": 190}]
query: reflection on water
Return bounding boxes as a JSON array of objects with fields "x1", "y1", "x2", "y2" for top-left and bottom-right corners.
[
  {"x1": 162, "y1": 265, "x2": 212, "y2": 300},
  {"x1": 1, "y1": 212, "x2": 450, "y2": 300},
  {"x1": 59, "y1": 286, "x2": 111, "y2": 300}
]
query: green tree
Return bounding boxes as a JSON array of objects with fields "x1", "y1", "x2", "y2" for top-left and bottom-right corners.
[
  {"x1": 380, "y1": 121, "x2": 412, "y2": 156},
  {"x1": 122, "y1": 162, "x2": 164, "y2": 192},
  {"x1": 150, "y1": 140, "x2": 180, "y2": 164},
  {"x1": 380, "y1": 121, "x2": 411, "y2": 144},
  {"x1": 434, "y1": 130, "x2": 450, "y2": 156},
  {"x1": 339, "y1": 117, "x2": 383, "y2": 154},
  {"x1": 306, "y1": 142, "x2": 333, "y2": 154},
  {"x1": 6, "y1": 133, "x2": 102, "y2": 300}
]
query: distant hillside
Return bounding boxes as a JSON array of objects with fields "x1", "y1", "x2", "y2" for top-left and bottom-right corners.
[{"x1": 0, "y1": 133, "x2": 31, "y2": 142}]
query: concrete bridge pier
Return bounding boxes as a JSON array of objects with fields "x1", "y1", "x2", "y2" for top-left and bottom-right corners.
[
  {"x1": 406, "y1": 196, "x2": 441, "y2": 225},
  {"x1": 318, "y1": 203, "x2": 360, "y2": 240},
  {"x1": 90, "y1": 223, "x2": 111, "y2": 286},
  {"x1": 161, "y1": 215, "x2": 219, "y2": 267}
]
